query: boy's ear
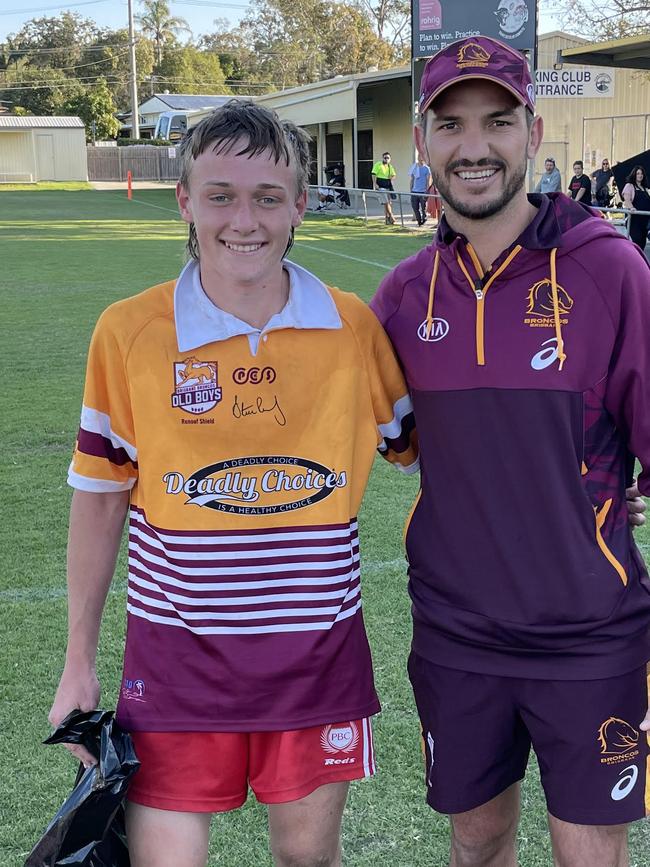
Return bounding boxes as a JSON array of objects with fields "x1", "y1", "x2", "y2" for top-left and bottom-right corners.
[
  {"x1": 177, "y1": 181, "x2": 192, "y2": 225},
  {"x1": 293, "y1": 189, "x2": 308, "y2": 227}
]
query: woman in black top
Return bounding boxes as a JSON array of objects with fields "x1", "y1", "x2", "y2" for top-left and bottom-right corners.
[{"x1": 622, "y1": 165, "x2": 650, "y2": 251}]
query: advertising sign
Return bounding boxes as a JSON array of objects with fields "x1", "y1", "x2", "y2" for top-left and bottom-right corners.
[
  {"x1": 412, "y1": 0, "x2": 536, "y2": 58},
  {"x1": 535, "y1": 67, "x2": 615, "y2": 98}
]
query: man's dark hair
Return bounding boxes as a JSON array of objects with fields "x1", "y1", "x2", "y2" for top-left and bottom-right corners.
[
  {"x1": 178, "y1": 100, "x2": 311, "y2": 260},
  {"x1": 626, "y1": 164, "x2": 648, "y2": 186},
  {"x1": 573, "y1": 160, "x2": 583, "y2": 169}
]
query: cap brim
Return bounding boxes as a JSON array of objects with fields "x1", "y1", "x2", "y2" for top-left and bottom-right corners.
[{"x1": 420, "y1": 74, "x2": 530, "y2": 115}]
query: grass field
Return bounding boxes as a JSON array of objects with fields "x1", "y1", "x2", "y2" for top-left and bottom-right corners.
[{"x1": 1, "y1": 189, "x2": 648, "y2": 867}]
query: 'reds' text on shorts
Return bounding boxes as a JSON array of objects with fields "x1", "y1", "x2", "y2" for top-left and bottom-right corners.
[
  {"x1": 409, "y1": 653, "x2": 650, "y2": 825},
  {"x1": 127, "y1": 717, "x2": 375, "y2": 813}
]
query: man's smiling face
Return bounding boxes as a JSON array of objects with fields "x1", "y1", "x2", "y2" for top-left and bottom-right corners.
[{"x1": 415, "y1": 79, "x2": 542, "y2": 221}]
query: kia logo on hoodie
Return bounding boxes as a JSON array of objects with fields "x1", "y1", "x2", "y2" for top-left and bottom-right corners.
[{"x1": 418, "y1": 318, "x2": 450, "y2": 342}]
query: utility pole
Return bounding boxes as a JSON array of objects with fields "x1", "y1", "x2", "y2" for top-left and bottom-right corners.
[{"x1": 128, "y1": 0, "x2": 140, "y2": 139}]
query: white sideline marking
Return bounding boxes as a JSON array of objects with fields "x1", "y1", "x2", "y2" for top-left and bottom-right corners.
[
  {"x1": 121, "y1": 195, "x2": 395, "y2": 271},
  {"x1": 294, "y1": 242, "x2": 392, "y2": 271},
  {"x1": 0, "y1": 559, "x2": 407, "y2": 604}
]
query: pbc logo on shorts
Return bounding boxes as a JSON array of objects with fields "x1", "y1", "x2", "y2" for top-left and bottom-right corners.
[
  {"x1": 171, "y1": 357, "x2": 222, "y2": 415},
  {"x1": 597, "y1": 716, "x2": 640, "y2": 766},
  {"x1": 321, "y1": 722, "x2": 359, "y2": 765},
  {"x1": 122, "y1": 677, "x2": 146, "y2": 702},
  {"x1": 233, "y1": 366, "x2": 276, "y2": 385}
]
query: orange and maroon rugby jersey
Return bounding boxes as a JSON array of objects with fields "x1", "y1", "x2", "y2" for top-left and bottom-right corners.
[{"x1": 69, "y1": 260, "x2": 418, "y2": 732}]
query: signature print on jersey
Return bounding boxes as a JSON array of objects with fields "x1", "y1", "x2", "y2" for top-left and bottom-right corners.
[
  {"x1": 171, "y1": 357, "x2": 222, "y2": 415},
  {"x1": 163, "y1": 455, "x2": 348, "y2": 515}
]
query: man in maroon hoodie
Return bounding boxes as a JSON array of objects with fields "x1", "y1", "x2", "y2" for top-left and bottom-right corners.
[{"x1": 371, "y1": 36, "x2": 650, "y2": 867}]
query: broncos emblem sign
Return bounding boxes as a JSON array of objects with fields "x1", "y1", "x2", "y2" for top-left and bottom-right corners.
[
  {"x1": 597, "y1": 717, "x2": 639, "y2": 755},
  {"x1": 456, "y1": 43, "x2": 491, "y2": 69},
  {"x1": 524, "y1": 279, "x2": 573, "y2": 327}
]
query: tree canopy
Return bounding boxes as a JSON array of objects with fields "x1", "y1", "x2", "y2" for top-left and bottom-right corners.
[
  {"x1": 0, "y1": 0, "x2": 404, "y2": 139},
  {"x1": 549, "y1": 0, "x2": 650, "y2": 38}
]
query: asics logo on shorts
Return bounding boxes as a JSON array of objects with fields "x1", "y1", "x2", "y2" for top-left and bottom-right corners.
[{"x1": 610, "y1": 764, "x2": 639, "y2": 801}]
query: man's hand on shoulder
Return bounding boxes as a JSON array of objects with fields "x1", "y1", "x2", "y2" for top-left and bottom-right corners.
[
  {"x1": 626, "y1": 482, "x2": 646, "y2": 528},
  {"x1": 49, "y1": 662, "x2": 101, "y2": 767}
]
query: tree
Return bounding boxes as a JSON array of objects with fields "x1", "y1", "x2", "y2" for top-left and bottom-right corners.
[
  {"x1": 354, "y1": 0, "x2": 411, "y2": 60},
  {"x1": 63, "y1": 76, "x2": 120, "y2": 140},
  {"x1": 0, "y1": 61, "x2": 85, "y2": 115},
  {"x1": 6, "y1": 12, "x2": 100, "y2": 70},
  {"x1": 202, "y1": 0, "x2": 398, "y2": 93},
  {"x1": 198, "y1": 21, "x2": 259, "y2": 87},
  {"x1": 135, "y1": 0, "x2": 191, "y2": 66},
  {"x1": 547, "y1": 0, "x2": 650, "y2": 38},
  {"x1": 155, "y1": 45, "x2": 227, "y2": 94},
  {"x1": 88, "y1": 27, "x2": 155, "y2": 109}
]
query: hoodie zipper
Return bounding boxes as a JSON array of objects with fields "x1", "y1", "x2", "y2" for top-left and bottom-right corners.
[{"x1": 456, "y1": 244, "x2": 523, "y2": 366}]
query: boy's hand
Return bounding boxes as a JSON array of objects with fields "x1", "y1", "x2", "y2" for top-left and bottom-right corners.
[{"x1": 49, "y1": 664, "x2": 101, "y2": 768}]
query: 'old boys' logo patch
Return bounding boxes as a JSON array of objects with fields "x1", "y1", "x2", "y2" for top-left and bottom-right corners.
[{"x1": 171, "y1": 357, "x2": 222, "y2": 415}]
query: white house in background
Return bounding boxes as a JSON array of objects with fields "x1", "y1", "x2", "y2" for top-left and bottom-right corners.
[
  {"x1": 119, "y1": 93, "x2": 235, "y2": 139},
  {"x1": 0, "y1": 116, "x2": 87, "y2": 182}
]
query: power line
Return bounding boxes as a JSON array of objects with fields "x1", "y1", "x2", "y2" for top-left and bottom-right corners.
[{"x1": 0, "y1": 0, "x2": 111, "y2": 15}]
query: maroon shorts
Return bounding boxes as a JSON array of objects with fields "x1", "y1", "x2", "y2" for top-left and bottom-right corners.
[
  {"x1": 409, "y1": 653, "x2": 650, "y2": 825},
  {"x1": 128, "y1": 718, "x2": 375, "y2": 813}
]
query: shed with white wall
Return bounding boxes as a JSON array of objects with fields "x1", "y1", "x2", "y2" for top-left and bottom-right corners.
[{"x1": 0, "y1": 116, "x2": 88, "y2": 183}]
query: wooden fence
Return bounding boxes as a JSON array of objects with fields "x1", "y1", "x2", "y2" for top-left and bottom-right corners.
[{"x1": 87, "y1": 145, "x2": 181, "y2": 181}]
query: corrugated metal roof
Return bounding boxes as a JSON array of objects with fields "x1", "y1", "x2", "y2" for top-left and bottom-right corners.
[
  {"x1": 0, "y1": 115, "x2": 84, "y2": 129},
  {"x1": 154, "y1": 94, "x2": 233, "y2": 111}
]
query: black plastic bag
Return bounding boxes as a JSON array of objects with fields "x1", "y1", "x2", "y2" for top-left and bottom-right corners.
[{"x1": 25, "y1": 709, "x2": 140, "y2": 867}]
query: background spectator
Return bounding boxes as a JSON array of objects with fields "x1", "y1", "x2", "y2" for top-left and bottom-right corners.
[
  {"x1": 568, "y1": 160, "x2": 592, "y2": 205},
  {"x1": 591, "y1": 159, "x2": 613, "y2": 208},
  {"x1": 534, "y1": 157, "x2": 562, "y2": 194},
  {"x1": 372, "y1": 152, "x2": 397, "y2": 224},
  {"x1": 409, "y1": 155, "x2": 432, "y2": 225},
  {"x1": 622, "y1": 164, "x2": 650, "y2": 251}
]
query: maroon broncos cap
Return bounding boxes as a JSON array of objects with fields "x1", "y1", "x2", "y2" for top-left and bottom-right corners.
[{"x1": 419, "y1": 35, "x2": 536, "y2": 115}]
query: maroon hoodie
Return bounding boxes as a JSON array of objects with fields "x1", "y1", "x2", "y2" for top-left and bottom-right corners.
[{"x1": 371, "y1": 193, "x2": 650, "y2": 679}]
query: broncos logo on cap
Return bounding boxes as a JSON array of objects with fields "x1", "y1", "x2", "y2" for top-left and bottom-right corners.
[
  {"x1": 526, "y1": 279, "x2": 573, "y2": 317},
  {"x1": 597, "y1": 717, "x2": 640, "y2": 755},
  {"x1": 456, "y1": 42, "x2": 491, "y2": 69}
]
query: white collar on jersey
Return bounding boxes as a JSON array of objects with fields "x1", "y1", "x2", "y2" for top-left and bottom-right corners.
[{"x1": 174, "y1": 258, "x2": 342, "y2": 352}]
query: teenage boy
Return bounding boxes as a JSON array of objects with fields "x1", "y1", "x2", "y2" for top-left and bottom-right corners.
[
  {"x1": 371, "y1": 36, "x2": 650, "y2": 867},
  {"x1": 569, "y1": 159, "x2": 592, "y2": 204},
  {"x1": 49, "y1": 101, "x2": 417, "y2": 867}
]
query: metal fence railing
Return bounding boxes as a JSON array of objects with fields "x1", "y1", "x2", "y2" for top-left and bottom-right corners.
[
  {"x1": 307, "y1": 184, "x2": 443, "y2": 228},
  {"x1": 308, "y1": 185, "x2": 650, "y2": 244},
  {"x1": 83, "y1": 149, "x2": 649, "y2": 246}
]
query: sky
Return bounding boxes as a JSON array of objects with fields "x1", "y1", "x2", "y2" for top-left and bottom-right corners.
[{"x1": 0, "y1": 0, "x2": 562, "y2": 44}]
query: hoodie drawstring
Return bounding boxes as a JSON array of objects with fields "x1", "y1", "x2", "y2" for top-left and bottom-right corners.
[
  {"x1": 425, "y1": 243, "x2": 567, "y2": 370},
  {"x1": 425, "y1": 250, "x2": 441, "y2": 338},
  {"x1": 549, "y1": 247, "x2": 567, "y2": 370}
]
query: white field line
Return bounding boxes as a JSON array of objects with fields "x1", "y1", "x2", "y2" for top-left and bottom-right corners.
[
  {"x1": 122, "y1": 195, "x2": 395, "y2": 271},
  {"x1": 0, "y1": 559, "x2": 407, "y2": 604},
  {"x1": 294, "y1": 242, "x2": 392, "y2": 271}
]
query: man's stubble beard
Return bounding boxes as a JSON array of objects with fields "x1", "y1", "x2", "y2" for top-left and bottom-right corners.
[{"x1": 431, "y1": 155, "x2": 528, "y2": 221}]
